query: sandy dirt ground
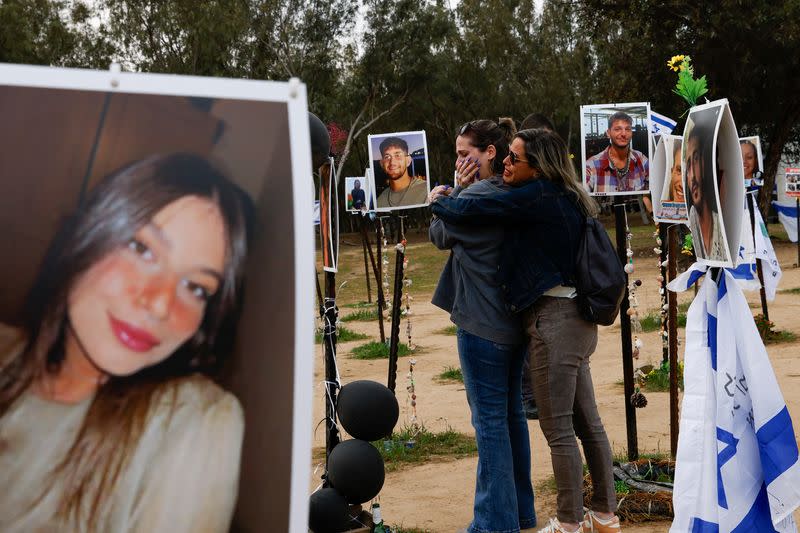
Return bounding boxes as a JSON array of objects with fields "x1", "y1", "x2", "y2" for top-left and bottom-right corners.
[{"x1": 310, "y1": 239, "x2": 800, "y2": 532}]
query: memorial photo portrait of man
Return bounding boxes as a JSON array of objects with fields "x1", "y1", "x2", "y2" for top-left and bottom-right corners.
[
  {"x1": 585, "y1": 111, "x2": 649, "y2": 194},
  {"x1": 684, "y1": 108, "x2": 727, "y2": 262},
  {"x1": 373, "y1": 135, "x2": 428, "y2": 209}
]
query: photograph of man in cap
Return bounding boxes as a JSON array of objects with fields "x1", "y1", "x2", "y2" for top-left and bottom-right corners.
[
  {"x1": 374, "y1": 135, "x2": 429, "y2": 209},
  {"x1": 585, "y1": 111, "x2": 649, "y2": 194}
]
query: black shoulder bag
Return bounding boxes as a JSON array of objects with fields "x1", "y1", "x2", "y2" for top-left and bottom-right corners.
[{"x1": 573, "y1": 216, "x2": 626, "y2": 326}]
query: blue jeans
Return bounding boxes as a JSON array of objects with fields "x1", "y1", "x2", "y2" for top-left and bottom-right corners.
[{"x1": 457, "y1": 328, "x2": 536, "y2": 533}]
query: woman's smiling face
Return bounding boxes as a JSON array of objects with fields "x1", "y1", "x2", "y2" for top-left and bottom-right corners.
[
  {"x1": 67, "y1": 196, "x2": 227, "y2": 376},
  {"x1": 741, "y1": 142, "x2": 756, "y2": 179}
]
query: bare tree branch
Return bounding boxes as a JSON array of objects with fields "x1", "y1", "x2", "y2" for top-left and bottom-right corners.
[{"x1": 335, "y1": 87, "x2": 410, "y2": 179}]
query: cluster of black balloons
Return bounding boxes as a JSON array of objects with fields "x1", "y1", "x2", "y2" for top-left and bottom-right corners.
[{"x1": 309, "y1": 380, "x2": 400, "y2": 533}]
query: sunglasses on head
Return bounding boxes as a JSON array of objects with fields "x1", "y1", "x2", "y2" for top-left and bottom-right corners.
[{"x1": 459, "y1": 121, "x2": 480, "y2": 136}]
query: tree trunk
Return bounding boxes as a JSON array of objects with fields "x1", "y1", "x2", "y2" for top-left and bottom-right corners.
[{"x1": 759, "y1": 100, "x2": 800, "y2": 215}]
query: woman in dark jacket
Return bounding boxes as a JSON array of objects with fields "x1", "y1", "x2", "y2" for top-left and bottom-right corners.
[
  {"x1": 432, "y1": 129, "x2": 620, "y2": 533},
  {"x1": 429, "y1": 119, "x2": 536, "y2": 533}
]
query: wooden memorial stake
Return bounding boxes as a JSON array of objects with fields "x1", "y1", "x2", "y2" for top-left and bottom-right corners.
[
  {"x1": 375, "y1": 218, "x2": 387, "y2": 343},
  {"x1": 317, "y1": 162, "x2": 340, "y2": 476},
  {"x1": 658, "y1": 223, "x2": 670, "y2": 366},
  {"x1": 360, "y1": 216, "x2": 386, "y2": 342},
  {"x1": 386, "y1": 216, "x2": 406, "y2": 394},
  {"x1": 315, "y1": 269, "x2": 324, "y2": 317},
  {"x1": 360, "y1": 217, "x2": 373, "y2": 303},
  {"x1": 323, "y1": 271, "x2": 340, "y2": 470},
  {"x1": 614, "y1": 203, "x2": 638, "y2": 461},
  {"x1": 747, "y1": 193, "x2": 769, "y2": 321},
  {"x1": 667, "y1": 224, "x2": 680, "y2": 458}
]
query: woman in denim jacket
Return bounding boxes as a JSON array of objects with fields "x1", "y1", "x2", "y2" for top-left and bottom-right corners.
[
  {"x1": 429, "y1": 119, "x2": 536, "y2": 533},
  {"x1": 432, "y1": 129, "x2": 621, "y2": 533}
]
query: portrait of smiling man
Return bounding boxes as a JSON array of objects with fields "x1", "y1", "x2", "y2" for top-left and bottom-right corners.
[
  {"x1": 373, "y1": 135, "x2": 429, "y2": 209},
  {"x1": 585, "y1": 110, "x2": 649, "y2": 194}
]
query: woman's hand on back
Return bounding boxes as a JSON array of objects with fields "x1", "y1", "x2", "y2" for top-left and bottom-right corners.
[{"x1": 428, "y1": 184, "x2": 452, "y2": 204}]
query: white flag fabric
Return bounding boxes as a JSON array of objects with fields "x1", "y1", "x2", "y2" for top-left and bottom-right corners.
[
  {"x1": 650, "y1": 110, "x2": 678, "y2": 136},
  {"x1": 753, "y1": 206, "x2": 782, "y2": 301},
  {"x1": 727, "y1": 203, "x2": 759, "y2": 291},
  {"x1": 772, "y1": 201, "x2": 798, "y2": 243},
  {"x1": 669, "y1": 266, "x2": 800, "y2": 532}
]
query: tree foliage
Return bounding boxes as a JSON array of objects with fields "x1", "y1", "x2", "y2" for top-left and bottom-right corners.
[
  {"x1": 4, "y1": 0, "x2": 798, "y2": 220},
  {"x1": 0, "y1": 0, "x2": 112, "y2": 67},
  {"x1": 576, "y1": 0, "x2": 800, "y2": 213}
]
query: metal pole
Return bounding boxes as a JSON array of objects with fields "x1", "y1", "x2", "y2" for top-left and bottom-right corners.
[
  {"x1": 614, "y1": 203, "x2": 638, "y2": 461},
  {"x1": 387, "y1": 217, "x2": 405, "y2": 394},
  {"x1": 323, "y1": 271, "x2": 340, "y2": 475},
  {"x1": 667, "y1": 225, "x2": 680, "y2": 458},
  {"x1": 748, "y1": 194, "x2": 769, "y2": 320}
]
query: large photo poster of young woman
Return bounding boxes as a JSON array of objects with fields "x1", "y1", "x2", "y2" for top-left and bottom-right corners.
[
  {"x1": 580, "y1": 102, "x2": 651, "y2": 196},
  {"x1": 682, "y1": 99, "x2": 744, "y2": 267},
  {"x1": 0, "y1": 64, "x2": 315, "y2": 533}
]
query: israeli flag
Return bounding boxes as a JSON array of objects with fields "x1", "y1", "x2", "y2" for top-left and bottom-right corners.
[
  {"x1": 650, "y1": 110, "x2": 678, "y2": 137},
  {"x1": 727, "y1": 204, "x2": 759, "y2": 289},
  {"x1": 772, "y1": 201, "x2": 798, "y2": 243},
  {"x1": 753, "y1": 206, "x2": 782, "y2": 300},
  {"x1": 669, "y1": 267, "x2": 800, "y2": 532}
]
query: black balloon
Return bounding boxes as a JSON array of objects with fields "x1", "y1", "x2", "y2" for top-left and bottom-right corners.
[
  {"x1": 337, "y1": 380, "x2": 399, "y2": 441},
  {"x1": 308, "y1": 487, "x2": 350, "y2": 533},
  {"x1": 308, "y1": 112, "x2": 331, "y2": 170},
  {"x1": 327, "y1": 439, "x2": 385, "y2": 504}
]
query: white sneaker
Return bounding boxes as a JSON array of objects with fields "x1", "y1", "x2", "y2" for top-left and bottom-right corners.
[
  {"x1": 537, "y1": 517, "x2": 584, "y2": 533},
  {"x1": 582, "y1": 509, "x2": 621, "y2": 532}
]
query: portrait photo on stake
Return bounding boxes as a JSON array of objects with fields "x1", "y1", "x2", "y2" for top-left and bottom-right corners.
[
  {"x1": 367, "y1": 131, "x2": 431, "y2": 212},
  {"x1": 581, "y1": 102, "x2": 651, "y2": 196},
  {"x1": 0, "y1": 65, "x2": 314, "y2": 533}
]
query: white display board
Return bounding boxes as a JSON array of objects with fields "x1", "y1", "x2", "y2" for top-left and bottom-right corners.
[{"x1": 0, "y1": 63, "x2": 315, "y2": 533}]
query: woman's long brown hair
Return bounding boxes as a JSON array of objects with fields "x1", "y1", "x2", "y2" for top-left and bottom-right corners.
[
  {"x1": 516, "y1": 128, "x2": 600, "y2": 217},
  {"x1": 0, "y1": 153, "x2": 255, "y2": 527}
]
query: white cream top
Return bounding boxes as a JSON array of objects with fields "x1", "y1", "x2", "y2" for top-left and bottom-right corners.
[
  {"x1": 543, "y1": 285, "x2": 577, "y2": 298},
  {"x1": 0, "y1": 354, "x2": 243, "y2": 532}
]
